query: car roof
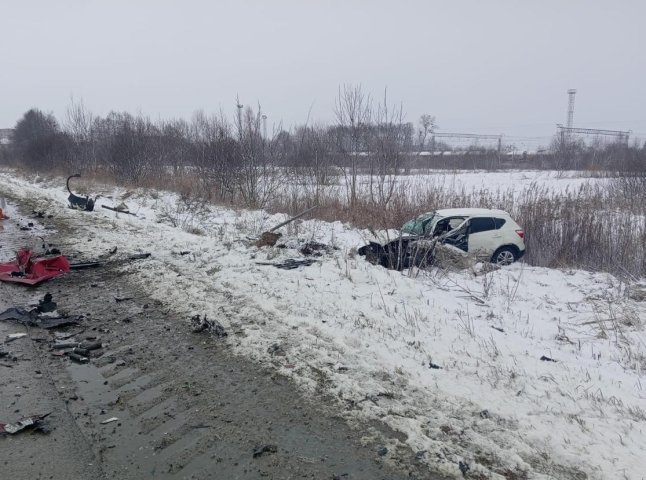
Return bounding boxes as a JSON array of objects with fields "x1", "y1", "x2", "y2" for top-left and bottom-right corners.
[{"x1": 434, "y1": 208, "x2": 510, "y2": 218}]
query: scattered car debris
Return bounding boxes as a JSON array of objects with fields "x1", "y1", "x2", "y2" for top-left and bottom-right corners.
[
  {"x1": 479, "y1": 409, "x2": 490, "y2": 419},
  {"x1": 257, "y1": 259, "x2": 316, "y2": 270},
  {"x1": 67, "y1": 174, "x2": 97, "y2": 211},
  {"x1": 101, "y1": 204, "x2": 137, "y2": 216},
  {"x1": 255, "y1": 205, "x2": 320, "y2": 247},
  {"x1": 6, "y1": 333, "x2": 27, "y2": 342},
  {"x1": 0, "y1": 248, "x2": 70, "y2": 285},
  {"x1": 191, "y1": 315, "x2": 227, "y2": 337},
  {"x1": 299, "y1": 241, "x2": 337, "y2": 257},
  {"x1": 490, "y1": 326, "x2": 505, "y2": 333},
  {"x1": 267, "y1": 343, "x2": 286, "y2": 356},
  {"x1": 252, "y1": 444, "x2": 278, "y2": 458},
  {"x1": 540, "y1": 355, "x2": 558, "y2": 362},
  {"x1": 377, "y1": 447, "x2": 388, "y2": 456},
  {"x1": 68, "y1": 352, "x2": 89, "y2": 364},
  {"x1": 82, "y1": 341, "x2": 103, "y2": 351},
  {"x1": 37, "y1": 293, "x2": 57, "y2": 313},
  {"x1": 69, "y1": 262, "x2": 102, "y2": 270},
  {"x1": 100, "y1": 417, "x2": 119, "y2": 425},
  {"x1": 0, "y1": 303, "x2": 78, "y2": 330},
  {"x1": 628, "y1": 283, "x2": 646, "y2": 302},
  {"x1": 0, "y1": 413, "x2": 51, "y2": 435},
  {"x1": 459, "y1": 460, "x2": 470, "y2": 476},
  {"x1": 52, "y1": 341, "x2": 81, "y2": 350},
  {"x1": 429, "y1": 362, "x2": 442, "y2": 369},
  {"x1": 255, "y1": 232, "x2": 282, "y2": 248},
  {"x1": 69, "y1": 252, "x2": 151, "y2": 270}
]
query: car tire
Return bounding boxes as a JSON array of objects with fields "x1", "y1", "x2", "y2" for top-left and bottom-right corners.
[{"x1": 491, "y1": 246, "x2": 517, "y2": 266}]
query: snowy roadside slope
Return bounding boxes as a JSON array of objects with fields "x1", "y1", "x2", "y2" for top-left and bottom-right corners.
[{"x1": 1, "y1": 171, "x2": 644, "y2": 480}]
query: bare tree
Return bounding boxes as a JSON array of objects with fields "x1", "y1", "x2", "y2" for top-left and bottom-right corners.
[
  {"x1": 235, "y1": 103, "x2": 285, "y2": 208},
  {"x1": 334, "y1": 84, "x2": 372, "y2": 211}
]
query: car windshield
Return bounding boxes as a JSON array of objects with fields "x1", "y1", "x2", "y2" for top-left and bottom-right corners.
[{"x1": 401, "y1": 213, "x2": 436, "y2": 235}]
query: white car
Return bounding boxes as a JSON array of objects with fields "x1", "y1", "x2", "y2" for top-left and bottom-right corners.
[
  {"x1": 402, "y1": 208, "x2": 526, "y2": 265},
  {"x1": 359, "y1": 208, "x2": 526, "y2": 268}
]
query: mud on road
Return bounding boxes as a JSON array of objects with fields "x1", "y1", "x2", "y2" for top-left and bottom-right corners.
[{"x1": 0, "y1": 199, "x2": 439, "y2": 480}]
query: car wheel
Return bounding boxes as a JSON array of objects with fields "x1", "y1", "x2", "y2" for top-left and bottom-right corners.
[{"x1": 492, "y1": 247, "x2": 517, "y2": 266}]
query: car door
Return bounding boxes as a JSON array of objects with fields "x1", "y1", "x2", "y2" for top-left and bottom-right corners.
[
  {"x1": 441, "y1": 220, "x2": 469, "y2": 252},
  {"x1": 465, "y1": 217, "x2": 497, "y2": 258}
]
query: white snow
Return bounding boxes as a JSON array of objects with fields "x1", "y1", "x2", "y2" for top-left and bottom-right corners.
[{"x1": 1, "y1": 170, "x2": 644, "y2": 479}]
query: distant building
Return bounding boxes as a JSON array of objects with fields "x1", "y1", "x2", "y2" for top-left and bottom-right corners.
[{"x1": 0, "y1": 128, "x2": 13, "y2": 145}]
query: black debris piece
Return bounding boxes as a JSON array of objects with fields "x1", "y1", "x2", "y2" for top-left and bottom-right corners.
[
  {"x1": 37, "y1": 293, "x2": 57, "y2": 313},
  {"x1": 0, "y1": 413, "x2": 51, "y2": 435},
  {"x1": 258, "y1": 258, "x2": 316, "y2": 270},
  {"x1": 491, "y1": 325, "x2": 505, "y2": 333},
  {"x1": 377, "y1": 447, "x2": 388, "y2": 457},
  {"x1": 479, "y1": 409, "x2": 490, "y2": 419},
  {"x1": 252, "y1": 444, "x2": 278, "y2": 458},
  {"x1": 81, "y1": 341, "x2": 102, "y2": 351},
  {"x1": 70, "y1": 253, "x2": 150, "y2": 270},
  {"x1": 191, "y1": 315, "x2": 227, "y2": 337},
  {"x1": 52, "y1": 341, "x2": 80, "y2": 350},
  {"x1": 414, "y1": 450, "x2": 427, "y2": 461},
  {"x1": 68, "y1": 352, "x2": 89, "y2": 364},
  {"x1": 69, "y1": 262, "x2": 102, "y2": 270},
  {"x1": 299, "y1": 241, "x2": 335, "y2": 257},
  {"x1": 267, "y1": 343, "x2": 286, "y2": 356},
  {"x1": 429, "y1": 362, "x2": 442, "y2": 369},
  {"x1": 459, "y1": 461, "x2": 470, "y2": 476},
  {"x1": 67, "y1": 174, "x2": 97, "y2": 211},
  {"x1": 0, "y1": 307, "x2": 78, "y2": 330},
  {"x1": 540, "y1": 355, "x2": 557, "y2": 362},
  {"x1": 101, "y1": 204, "x2": 137, "y2": 216}
]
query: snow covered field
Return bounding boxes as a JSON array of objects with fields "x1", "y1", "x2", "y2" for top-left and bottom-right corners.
[
  {"x1": 280, "y1": 169, "x2": 609, "y2": 203},
  {"x1": 1, "y1": 170, "x2": 644, "y2": 479}
]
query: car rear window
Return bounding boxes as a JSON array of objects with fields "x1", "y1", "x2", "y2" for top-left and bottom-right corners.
[
  {"x1": 493, "y1": 218, "x2": 506, "y2": 229},
  {"x1": 469, "y1": 217, "x2": 496, "y2": 233}
]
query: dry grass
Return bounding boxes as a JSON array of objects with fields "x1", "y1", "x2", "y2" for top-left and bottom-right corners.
[{"x1": 7, "y1": 162, "x2": 646, "y2": 278}]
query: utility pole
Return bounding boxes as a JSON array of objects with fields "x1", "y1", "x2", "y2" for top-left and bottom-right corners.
[{"x1": 236, "y1": 98, "x2": 244, "y2": 141}]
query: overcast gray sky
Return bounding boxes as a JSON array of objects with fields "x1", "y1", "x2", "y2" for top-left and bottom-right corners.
[{"x1": 2, "y1": 0, "x2": 644, "y2": 148}]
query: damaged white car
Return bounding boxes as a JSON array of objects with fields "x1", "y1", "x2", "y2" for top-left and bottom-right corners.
[{"x1": 358, "y1": 208, "x2": 526, "y2": 269}]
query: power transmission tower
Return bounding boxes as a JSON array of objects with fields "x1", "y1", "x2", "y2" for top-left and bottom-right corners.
[
  {"x1": 556, "y1": 125, "x2": 631, "y2": 144},
  {"x1": 236, "y1": 98, "x2": 244, "y2": 140},
  {"x1": 567, "y1": 89, "x2": 576, "y2": 129}
]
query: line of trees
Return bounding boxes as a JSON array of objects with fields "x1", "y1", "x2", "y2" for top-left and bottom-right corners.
[
  {"x1": 3, "y1": 88, "x2": 645, "y2": 211},
  {"x1": 5, "y1": 88, "x2": 435, "y2": 209}
]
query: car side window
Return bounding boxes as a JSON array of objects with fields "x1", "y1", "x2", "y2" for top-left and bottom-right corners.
[
  {"x1": 493, "y1": 218, "x2": 506, "y2": 229},
  {"x1": 448, "y1": 217, "x2": 465, "y2": 229},
  {"x1": 469, "y1": 217, "x2": 496, "y2": 234},
  {"x1": 430, "y1": 217, "x2": 464, "y2": 236}
]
